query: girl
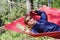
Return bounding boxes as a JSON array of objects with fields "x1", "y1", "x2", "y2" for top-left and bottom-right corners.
[{"x1": 19, "y1": 10, "x2": 60, "y2": 34}]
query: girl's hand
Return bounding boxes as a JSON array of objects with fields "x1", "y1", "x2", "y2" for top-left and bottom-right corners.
[
  {"x1": 23, "y1": 27, "x2": 35, "y2": 35},
  {"x1": 30, "y1": 10, "x2": 37, "y2": 15}
]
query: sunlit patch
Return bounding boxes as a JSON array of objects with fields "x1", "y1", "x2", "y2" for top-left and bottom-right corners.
[{"x1": 16, "y1": 23, "x2": 25, "y2": 31}]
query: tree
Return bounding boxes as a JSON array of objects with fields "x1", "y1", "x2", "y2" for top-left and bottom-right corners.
[
  {"x1": 48, "y1": 0, "x2": 51, "y2": 7},
  {"x1": 26, "y1": 0, "x2": 34, "y2": 13},
  {"x1": 37, "y1": 0, "x2": 40, "y2": 8}
]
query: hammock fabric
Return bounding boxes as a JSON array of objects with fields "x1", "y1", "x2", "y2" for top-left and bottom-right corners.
[{"x1": 4, "y1": 6, "x2": 60, "y2": 39}]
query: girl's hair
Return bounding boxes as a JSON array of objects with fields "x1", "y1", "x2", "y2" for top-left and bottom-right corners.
[{"x1": 24, "y1": 10, "x2": 35, "y2": 25}]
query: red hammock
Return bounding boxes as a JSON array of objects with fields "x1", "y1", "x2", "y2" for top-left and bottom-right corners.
[{"x1": 4, "y1": 6, "x2": 60, "y2": 39}]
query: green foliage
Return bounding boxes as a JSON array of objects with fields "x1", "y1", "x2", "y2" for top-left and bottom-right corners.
[
  {"x1": 0, "y1": 0, "x2": 27, "y2": 24},
  {"x1": 0, "y1": 0, "x2": 60, "y2": 25},
  {"x1": 0, "y1": 31, "x2": 55, "y2": 40}
]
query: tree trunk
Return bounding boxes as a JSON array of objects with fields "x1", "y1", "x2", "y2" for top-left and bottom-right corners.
[
  {"x1": 48, "y1": 0, "x2": 51, "y2": 7},
  {"x1": 8, "y1": 0, "x2": 13, "y2": 13},
  {"x1": 26, "y1": 0, "x2": 34, "y2": 13},
  {"x1": 37, "y1": 0, "x2": 40, "y2": 8}
]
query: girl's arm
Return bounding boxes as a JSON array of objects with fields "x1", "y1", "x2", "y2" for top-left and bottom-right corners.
[{"x1": 35, "y1": 10, "x2": 47, "y2": 21}]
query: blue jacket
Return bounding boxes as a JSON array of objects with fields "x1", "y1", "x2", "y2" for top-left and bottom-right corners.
[{"x1": 32, "y1": 10, "x2": 60, "y2": 33}]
